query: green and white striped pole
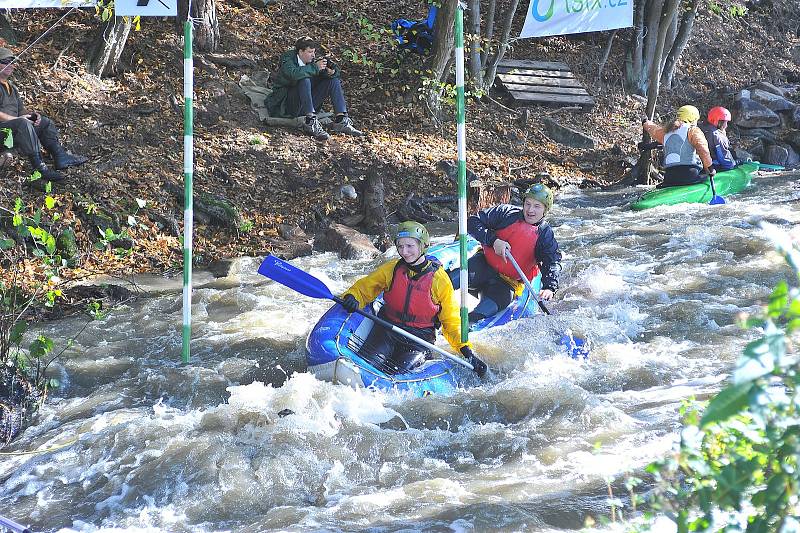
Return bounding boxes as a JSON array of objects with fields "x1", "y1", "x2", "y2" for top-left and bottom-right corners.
[
  {"x1": 182, "y1": 19, "x2": 194, "y2": 363},
  {"x1": 455, "y1": 4, "x2": 469, "y2": 344}
]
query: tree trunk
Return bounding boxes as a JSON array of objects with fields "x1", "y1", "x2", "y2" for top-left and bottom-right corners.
[
  {"x1": 628, "y1": 0, "x2": 646, "y2": 93},
  {"x1": 423, "y1": 0, "x2": 458, "y2": 117},
  {"x1": 85, "y1": 17, "x2": 132, "y2": 78},
  {"x1": 468, "y1": 181, "x2": 511, "y2": 214},
  {"x1": 481, "y1": 0, "x2": 522, "y2": 89},
  {"x1": 361, "y1": 167, "x2": 387, "y2": 235},
  {"x1": 481, "y1": 0, "x2": 497, "y2": 67},
  {"x1": 177, "y1": 0, "x2": 219, "y2": 53},
  {"x1": 630, "y1": 0, "x2": 682, "y2": 184},
  {"x1": 468, "y1": 0, "x2": 481, "y2": 89},
  {"x1": 0, "y1": 11, "x2": 16, "y2": 45},
  {"x1": 597, "y1": 29, "x2": 618, "y2": 81},
  {"x1": 661, "y1": 0, "x2": 700, "y2": 88}
]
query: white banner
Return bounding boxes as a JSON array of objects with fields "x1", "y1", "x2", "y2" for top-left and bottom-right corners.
[
  {"x1": 115, "y1": 0, "x2": 177, "y2": 17},
  {"x1": 520, "y1": 0, "x2": 633, "y2": 38},
  {"x1": 3, "y1": 0, "x2": 95, "y2": 6}
]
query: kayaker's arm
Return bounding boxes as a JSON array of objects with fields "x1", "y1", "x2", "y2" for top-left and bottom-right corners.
[
  {"x1": 688, "y1": 126, "x2": 713, "y2": 172},
  {"x1": 431, "y1": 269, "x2": 472, "y2": 351},
  {"x1": 341, "y1": 260, "x2": 398, "y2": 307},
  {"x1": 467, "y1": 204, "x2": 520, "y2": 245},
  {"x1": 642, "y1": 120, "x2": 666, "y2": 144},
  {"x1": 535, "y1": 223, "x2": 562, "y2": 293}
]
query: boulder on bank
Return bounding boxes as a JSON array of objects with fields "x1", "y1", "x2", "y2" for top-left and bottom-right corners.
[
  {"x1": 542, "y1": 118, "x2": 596, "y2": 149},
  {"x1": 732, "y1": 97, "x2": 781, "y2": 128},
  {"x1": 314, "y1": 223, "x2": 380, "y2": 260}
]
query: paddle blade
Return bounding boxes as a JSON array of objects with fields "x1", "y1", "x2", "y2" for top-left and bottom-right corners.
[
  {"x1": 559, "y1": 332, "x2": 589, "y2": 360},
  {"x1": 709, "y1": 195, "x2": 726, "y2": 205},
  {"x1": 257, "y1": 255, "x2": 335, "y2": 301}
]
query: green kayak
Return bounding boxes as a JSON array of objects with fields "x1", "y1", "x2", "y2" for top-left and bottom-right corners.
[{"x1": 630, "y1": 162, "x2": 758, "y2": 210}]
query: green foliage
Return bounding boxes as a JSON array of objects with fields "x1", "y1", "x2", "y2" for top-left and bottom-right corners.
[
  {"x1": 643, "y1": 222, "x2": 800, "y2": 531},
  {"x1": 708, "y1": 0, "x2": 748, "y2": 18}
]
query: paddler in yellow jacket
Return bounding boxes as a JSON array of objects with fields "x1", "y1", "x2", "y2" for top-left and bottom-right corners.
[{"x1": 340, "y1": 221, "x2": 487, "y2": 377}]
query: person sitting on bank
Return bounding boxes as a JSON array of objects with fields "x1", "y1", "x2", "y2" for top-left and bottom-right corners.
[
  {"x1": 700, "y1": 106, "x2": 736, "y2": 171},
  {"x1": 449, "y1": 183, "x2": 562, "y2": 324},
  {"x1": 642, "y1": 105, "x2": 715, "y2": 188},
  {"x1": 339, "y1": 221, "x2": 487, "y2": 377},
  {"x1": 0, "y1": 47, "x2": 87, "y2": 182},
  {"x1": 265, "y1": 36, "x2": 363, "y2": 142}
]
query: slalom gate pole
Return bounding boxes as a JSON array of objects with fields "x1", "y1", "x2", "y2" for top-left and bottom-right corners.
[
  {"x1": 182, "y1": 19, "x2": 194, "y2": 363},
  {"x1": 455, "y1": 3, "x2": 469, "y2": 344}
]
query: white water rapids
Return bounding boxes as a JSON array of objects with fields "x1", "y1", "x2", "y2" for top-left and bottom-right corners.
[{"x1": 1, "y1": 171, "x2": 798, "y2": 532}]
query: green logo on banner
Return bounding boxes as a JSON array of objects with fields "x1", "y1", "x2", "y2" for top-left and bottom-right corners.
[{"x1": 531, "y1": 0, "x2": 555, "y2": 21}]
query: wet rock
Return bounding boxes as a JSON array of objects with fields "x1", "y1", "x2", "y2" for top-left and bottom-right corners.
[
  {"x1": 762, "y1": 144, "x2": 799, "y2": 167},
  {"x1": 732, "y1": 97, "x2": 781, "y2": 128},
  {"x1": 542, "y1": 118, "x2": 595, "y2": 149},
  {"x1": 734, "y1": 89, "x2": 751, "y2": 102},
  {"x1": 0, "y1": 369, "x2": 41, "y2": 445},
  {"x1": 737, "y1": 127, "x2": 777, "y2": 143},
  {"x1": 792, "y1": 107, "x2": 800, "y2": 129},
  {"x1": 207, "y1": 258, "x2": 238, "y2": 278},
  {"x1": 314, "y1": 223, "x2": 381, "y2": 260},
  {"x1": 268, "y1": 238, "x2": 313, "y2": 260},
  {"x1": 278, "y1": 224, "x2": 309, "y2": 241},
  {"x1": 750, "y1": 88, "x2": 796, "y2": 112},
  {"x1": 785, "y1": 131, "x2": 800, "y2": 153},
  {"x1": 750, "y1": 81, "x2": 789, "y2": 98},
  {"x1": 734, "y1": 147, "x2": 755, "y2": 163}
]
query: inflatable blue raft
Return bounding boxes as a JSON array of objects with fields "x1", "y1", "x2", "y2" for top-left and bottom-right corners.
[{"x1": 306, "y1": 237, "x2": 542, "y2": 396}]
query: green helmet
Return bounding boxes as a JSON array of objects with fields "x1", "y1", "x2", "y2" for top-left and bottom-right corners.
[
  {"x1": 523, "y1": 183, "x2": 554, "y2": 213},
  {"x1": 395, "y1": 221, "x2": 430, "y2": 250}
]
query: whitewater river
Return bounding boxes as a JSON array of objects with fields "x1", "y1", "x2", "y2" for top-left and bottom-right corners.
[{"x1": 1, "y1": 171, "x2": 798, "y2": 532}]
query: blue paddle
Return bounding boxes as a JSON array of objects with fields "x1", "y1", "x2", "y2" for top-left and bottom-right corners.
[
  {"x1": 708, "y1": 171, "x2": 725, "y2": 205},
  {"x1": 505, "y1": 252, "x2": 589, "y2": 360},
  {"x1": 257, "y1": 255, "x2": 477, "y2": 371}
]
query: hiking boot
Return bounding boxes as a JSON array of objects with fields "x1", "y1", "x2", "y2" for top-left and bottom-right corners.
[
  {"x1": 28, "y1": 155, "x2": 65, "y2": 182},
  {"x1": 53, "y1": 151, "x2": 88, "y2": 170},
  {"x1": 302, "y1": 116, "x2": 330, "y2": 141},
  {"x1": 330, "y1": 115, "x2": 364, "y2": 137}
]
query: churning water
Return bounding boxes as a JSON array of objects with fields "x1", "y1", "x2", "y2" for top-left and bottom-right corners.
[{"x1": 1, "y1": 171, "x2": 798, "y2": 532}]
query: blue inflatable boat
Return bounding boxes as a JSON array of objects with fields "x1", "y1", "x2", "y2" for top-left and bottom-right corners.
[{"x1": 306, "y1": 237, "x2": 542, "y2": 396}]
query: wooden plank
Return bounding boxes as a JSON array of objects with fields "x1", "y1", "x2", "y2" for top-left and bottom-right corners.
[
  {"x1": 500, "y1": 83, "x2": 591, "y2": 96},
  {"x1": 498, "y1": 73, "x2": 585, "y2": 88},
  {"x1": 508, "y1": 90, "x2": 595, "y2": 106},
  {"x1": 496, "y1": 65, "x2": 575, "y2": 78},
  {"x1": 498, "y1": 59, "x2": 571, "y2": 71}
]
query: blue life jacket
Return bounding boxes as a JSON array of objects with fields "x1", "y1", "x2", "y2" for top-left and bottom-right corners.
[{"x1": 391, "y1": 5, "x2": 437, "y2": 55}]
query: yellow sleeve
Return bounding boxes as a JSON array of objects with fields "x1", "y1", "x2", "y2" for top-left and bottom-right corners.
[
  {"x1": 431, "y1": 268, "x2": 472, "y2": 352},
  {"x1": 341, "y1": 259, "x2": 398, "y2": 307}
]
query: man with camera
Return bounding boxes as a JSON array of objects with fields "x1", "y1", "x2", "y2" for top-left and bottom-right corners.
[
  {"x1": 0, "y1": 47, "x2": 87, "y2": 182},
  {"x1": 265, "y1": 36, "x2": 363, "y2": 142}
]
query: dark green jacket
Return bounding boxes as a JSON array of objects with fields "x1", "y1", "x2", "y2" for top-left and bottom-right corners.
[{"x1": 265, "y1": 49, "x2": 340, "y2": 118}]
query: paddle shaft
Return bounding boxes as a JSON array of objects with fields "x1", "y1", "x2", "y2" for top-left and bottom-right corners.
[
  {"x1": 505, "y1": 252, "x2": 551, "y2": 315},
  {"x1": 709, "y1": 172, "x2": 719, "y2": 197},
  {"x1": 332, "y1": 297, "x2": 474, "y2": 371}
]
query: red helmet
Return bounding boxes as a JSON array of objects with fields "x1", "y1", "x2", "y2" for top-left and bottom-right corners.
[{"x1": 708, "y1": 106, "x2": 732, "y2": 125}]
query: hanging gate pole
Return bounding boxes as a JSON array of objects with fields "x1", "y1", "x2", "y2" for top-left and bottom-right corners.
[
  {"x1": 182, "y1": 19, "x2": 194, "y2": 363},
  {"x1": 455, "y1": 4, "x2": 469, "y2": 344}
]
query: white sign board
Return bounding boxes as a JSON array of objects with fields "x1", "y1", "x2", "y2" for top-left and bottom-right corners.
[
  {"x1": 520, "y1": 0, "x2": 633, "y2": 38},
  {"x1": 115, "y1": 0, "x2": 177, "y2": 17},
  {"x1": 4, "y1": 0, "x2": 96, "y2": 7}
]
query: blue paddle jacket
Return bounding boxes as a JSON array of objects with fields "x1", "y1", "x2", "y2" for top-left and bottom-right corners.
[
  {"x1": 700, "y1": 122, "x2": 736, "y2": 170},
  {"x1": 468, "y1": 204, "x2": 562, "y2": 293}
]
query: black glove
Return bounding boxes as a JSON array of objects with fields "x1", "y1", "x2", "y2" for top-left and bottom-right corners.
[
  {"x1": 341, "y1": 294, "x2": 360, "y2": 313},
  {"x1": 460, "y1": 346, "x2": 487, "y2": 378}
]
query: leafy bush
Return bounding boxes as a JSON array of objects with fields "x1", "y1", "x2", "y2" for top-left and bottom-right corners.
[{"x1": 644, "y1": 222, "x2": 800, "y2": 531}]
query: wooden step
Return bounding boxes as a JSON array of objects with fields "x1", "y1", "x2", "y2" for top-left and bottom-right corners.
[{"x1": 495, "y1": 58, "x2": 594, "y2": 109}]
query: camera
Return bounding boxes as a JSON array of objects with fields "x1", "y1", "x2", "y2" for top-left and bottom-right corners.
[{"x1": 316, "y1": 56, "x2": 337, "y2": 70}]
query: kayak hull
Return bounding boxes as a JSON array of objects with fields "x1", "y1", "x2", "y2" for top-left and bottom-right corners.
[
  {"x1": 306, "y1": 236, "x2": 541, "y2": 395},
  {"x1": 630, "y1": 162, "x2": 758, "y2": 210}
]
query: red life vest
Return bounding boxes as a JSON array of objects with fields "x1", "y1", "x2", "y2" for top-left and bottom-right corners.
[
  {"x1": 483, "y1": 220, "x2": 539, "y2": 280},
  {"x1": 381, "y1": 260, "x2": 441, "y2": 329}
]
